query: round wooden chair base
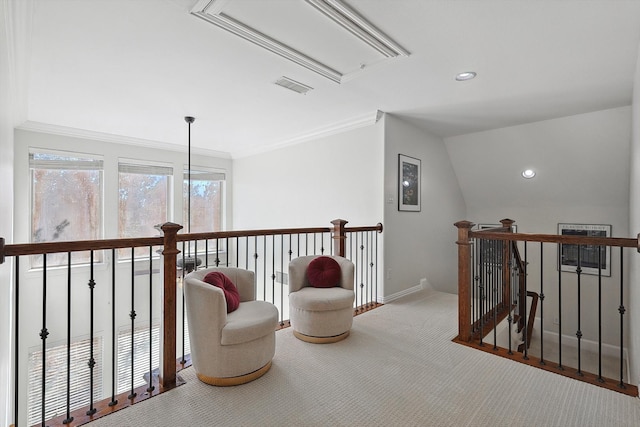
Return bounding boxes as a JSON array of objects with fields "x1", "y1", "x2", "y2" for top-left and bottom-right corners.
[
  {"x1": 293, "y1": 330, "x2": 350, "y2": 344},
  {"x1": 196, "y1": 360, "x2": 272, "y2": 386}
]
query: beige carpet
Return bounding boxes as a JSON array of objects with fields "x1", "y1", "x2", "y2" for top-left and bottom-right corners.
[{"x1": 88, "y1": 289, "x2": 640, "y2": 427}]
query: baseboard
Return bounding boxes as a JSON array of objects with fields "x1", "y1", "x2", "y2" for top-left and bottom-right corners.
[
  {"x1": 496, "y1": 316, "x2": 630, "y2": 379},
  {"x1": 379, "y1": 283, "x2": 424, "y2": 303}
]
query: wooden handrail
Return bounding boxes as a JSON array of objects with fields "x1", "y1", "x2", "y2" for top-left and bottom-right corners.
[
  {"x1": 470, "y1": 230, "x2": 637, "y2": 248},
  {"x1": 0, "y1": 223, "x2": 384, "y2": 263}
]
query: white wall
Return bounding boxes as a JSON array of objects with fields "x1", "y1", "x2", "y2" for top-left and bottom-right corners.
[
  {"x1": 0, "y1": 5, "x2": 15, "y2": 424},
  {"x1": 383, "y1": 115, "x2": 466, "y2": 296},
  {"x1": 1, "y1": 1, "x2": 33, "y2": 424},
  {"x1": 628, "y1": 42, "x2": 640, "y2": 386},
  {"x1": 446, "y1": 107, "x2": 632, "y2": 352},
  {"x1": 233, "y1": 123, "x2": 384, "y2": 230}
]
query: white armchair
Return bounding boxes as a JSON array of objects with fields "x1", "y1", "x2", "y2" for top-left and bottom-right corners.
[
  {"x1": 184, "y1": 267, "x2": 278, "y2": 386},
  {"x1": 288, "y1": 255, "x2": 355, "y2": 343}
]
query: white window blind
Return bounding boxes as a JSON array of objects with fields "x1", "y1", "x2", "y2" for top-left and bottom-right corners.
[
  {"x1": 116, "y1": 323, "x2": 160, "y2": 394},
  {"x1": 27, "y1": 337, "x2": 103, "y2": 426}
]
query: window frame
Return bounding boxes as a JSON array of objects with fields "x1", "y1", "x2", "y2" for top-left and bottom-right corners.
[
  {"x1": 117, "y1": 159, "x2": 174, "y2": 261},
  {"x1": 29, "y1": 149, "x2": 105, "y2": 269}
]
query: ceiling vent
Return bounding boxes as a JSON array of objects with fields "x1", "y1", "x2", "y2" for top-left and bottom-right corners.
[{"x1": 275, "y1": 77, "x2": 313, "y2": 94}]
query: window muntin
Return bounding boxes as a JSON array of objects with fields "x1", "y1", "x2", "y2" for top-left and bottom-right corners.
[
  {"x1": 118, "y1": 162, "x2": 173, "y2": 259},
  {"x1": 30, "y1": 151, "x2": 103, "y2": 268}
]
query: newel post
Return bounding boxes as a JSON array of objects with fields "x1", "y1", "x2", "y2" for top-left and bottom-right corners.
[
  {"x1": 455, "y1": 220, "x2": 475, "y2": 341},
  {"x1": 500, "y1": 218, "x2": 515, "y2": 311},
  {"x1": 331, "y1": 219, "x2": 348, "y2": 257},
  {"x1": 160, "y1": 222, "x2": 182, "y2": 388}
]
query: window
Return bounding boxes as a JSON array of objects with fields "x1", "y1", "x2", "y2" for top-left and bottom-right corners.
[
  {"x1": 27, "y1": 337, "x2": 103, "y2": 425},
  {"x1": 116, "y1": 322, "x2": 159, "y2": 394},
  {"x1": 30, "y1": 151, "x2": 103, "y2": 268},
  {"x1": 183, "y1": 169, "x2": 225, "y2": 233},
  {"x1": 118, "y1": 161, "x2": 173, "y2": 258}
]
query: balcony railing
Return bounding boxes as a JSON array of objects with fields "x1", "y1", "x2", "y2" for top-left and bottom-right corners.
[
  {"x1": 454, "y1": 218, "x2": 639, "y2": 396},
  {"x1": 0, "y1": 218, "x2": 383, "y2": 427}
]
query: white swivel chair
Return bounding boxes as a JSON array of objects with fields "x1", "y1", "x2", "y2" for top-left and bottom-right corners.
[
  {"x1": 288, "y1": 255, "x2": 355, "y2": 343},
  {"x1": 184, "y1": 267, "x2": 278, "y2": 386}
]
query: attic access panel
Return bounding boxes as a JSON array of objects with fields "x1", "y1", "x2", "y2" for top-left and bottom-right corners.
[{"x1": 191, "y1": 0, "x2": 409, "y2": 83}]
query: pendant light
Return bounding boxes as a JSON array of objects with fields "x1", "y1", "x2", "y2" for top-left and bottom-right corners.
[{"x1": 178, "y1": 115, "x2": 201, "y2": 273}]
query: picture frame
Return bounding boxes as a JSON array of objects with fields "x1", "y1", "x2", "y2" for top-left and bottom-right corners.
[
  {"x1": 398, "y1": 154, "x2": 421, "y2": 211},
  {"x1": 558, "y1": 223, "x2": 611, "y2": 277}
]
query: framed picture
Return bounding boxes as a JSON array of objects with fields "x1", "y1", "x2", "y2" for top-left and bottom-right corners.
[
  {"x1": 398, "y1": 154, "x2": 421, "y2": 211},
  {"x1": 558, "y1": 223, "x2": 611, "y2": 276}
]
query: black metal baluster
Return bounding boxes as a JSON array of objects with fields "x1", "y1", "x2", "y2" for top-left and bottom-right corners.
[
  {"x1": 539, "y1": 243, "x2": 545, "y2": 365},
  {"x1": 147, "y1": 246, "x2": 155, "y2": 393},
  {"x1": 109, "y1": 249, "x2": 118, "y2": 407},
  {"x1": 129, "y1": 247, "x2": 137, "y2": 400},
  {"x1": 205, "y1": 240, "x2": 209, "y2": 268},
  {"x1": 359, "y1": 232, "x2": 364, "y2": 311},
  {"x1": 87, "y1": 250, "x2": 97, "y2": 415},
  {"x1": 244, "y1": 236, "x2": 248, "y2": 270},
  {"x1": 226, "y1": 237, "x2": 229, "y2": 266},
  {"x1": 63, "y1": 253, "x2": 74, "y2": 424},
  {"x1": 313, "y1": 233, "x2": 317, "y2": 254},
  {"x1": 263, "y1": 236, "x2": 267, "y2": 299},
  {"x1": 14, "y1": 256, "x2": 20, "y2": 427},
  {"x1": 597, "y1": 245, "x2": 603, "y2": 382},
  {"x1": 374, "y1": 230, "x2": 379, "y2": 304},
  {"x1": 472, "y1": 239, "x2": 476, "y2": 334},
  {"x1": 235, "y1": 237, "x2": 239, "y2": 268},
  {"x1": 253, "y1": 236, "x2": 258, "y2": 289},
  {"x1": 619, "y1": 247, "x2": 626, "y2": 388},
  {"x1": 576, "y1": 246, "x2": 583, "y2": 376},
  {"x1": 180, "y1": 241, "x2": 186, "y2": 365},
  {"x1": 271, "y1": 235, "x2": 276, "y2": 305},
  {"x1": 280, "y1": 234, "x2": 284, "y2": 326},
  {"x1": 557, "y1": 243, "x2": 563, "y2": 370},
  {"x1": 494, "y1": 240, "x2": 499, "y2": 350},
  {"x1": 40, "y1": 254, "x2": 48, "y2": 427},
  {"x1": 507, "y1": 241, "x2": 513, "y2": 355},
  {"x1": 522, "y1": 242, "x2": 529, "y2": 359},
  {"x1": 215, "y1": 239, "x2": 220, "y2": 267},
  {"x1": 366, "y1": 231, "x2": 372, "y2": 309},
  {"x1": 479, "y1": 240, "x2": 485, "y2": 346},
  {"x1": 288, "y1": 235, "x2": 293, "y2": 262}
]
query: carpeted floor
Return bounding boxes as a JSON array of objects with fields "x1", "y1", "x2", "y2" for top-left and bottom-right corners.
[{"x1": 88, "y1": 288, "x2": 640, "y2": 427}]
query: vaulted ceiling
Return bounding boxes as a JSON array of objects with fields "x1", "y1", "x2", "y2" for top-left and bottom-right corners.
[{"x1": 23, "y1": 0, "x2": 640, "y2": 157}]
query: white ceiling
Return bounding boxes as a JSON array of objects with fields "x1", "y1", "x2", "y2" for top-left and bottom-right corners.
[{"x1": 23, "y1": 0, "x2": 640, "y2": 157}]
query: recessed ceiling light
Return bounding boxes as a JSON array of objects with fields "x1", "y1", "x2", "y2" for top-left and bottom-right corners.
[
  {"x1": 455, "y1": 71, "x2": 476, "y2": 81},
  {"x1": 522, "y1": 169, "x2": 536, "y2": 179}
]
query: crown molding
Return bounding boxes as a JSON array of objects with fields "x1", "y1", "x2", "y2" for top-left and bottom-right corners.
[
  {"x1": 231, "y1": 110, "x2": 383, "y2": 159},
  {"x1": 16, "y1": 121, "x2": 232, "y2": 159}
]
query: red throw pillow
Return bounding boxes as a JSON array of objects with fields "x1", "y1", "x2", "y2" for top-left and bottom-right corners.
[
  {"x1": 203, "y1": 271, "x2": 240, "y2": 313},
  {"x1": 306, "y1": 256, "x2": 341, "y2": 288}
]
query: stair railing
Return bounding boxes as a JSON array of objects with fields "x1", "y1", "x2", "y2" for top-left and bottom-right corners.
[{"x1": 454, "y1": 218, "x2": 640, "y2": 396}]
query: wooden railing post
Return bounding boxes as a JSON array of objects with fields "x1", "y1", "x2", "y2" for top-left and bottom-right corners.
[
  {"x1": 500, "y1": 219, "x2": 515, "y2": 311},
  {"x1": 455, "y1": 220, "x2": 475, "y2": 341},
  {"x1": 331, "y1": 219, "x2": 348, "y2": 257},
  {"x1": 160, "y1": 222, "x2": 182, "y2": 388}
]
